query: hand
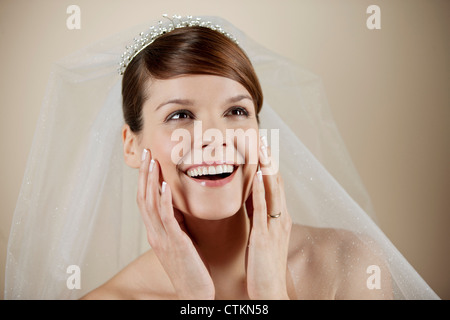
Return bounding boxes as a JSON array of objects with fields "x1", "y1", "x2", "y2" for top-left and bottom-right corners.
[
  {"x1": 245, "y1": 139, "x2": 292, "y2": 300},
  {"x1": 137, "y1": 150, "x2": 215, "y2": 299}
]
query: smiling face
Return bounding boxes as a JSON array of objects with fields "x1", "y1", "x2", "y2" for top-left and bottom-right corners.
[{"x1": 124, "y1": 74, "x2": 260, "y2": 220}]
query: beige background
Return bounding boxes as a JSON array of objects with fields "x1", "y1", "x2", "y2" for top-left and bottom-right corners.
[{"x1": 0, "y1": 0, "x2": 448, "y2": 299}]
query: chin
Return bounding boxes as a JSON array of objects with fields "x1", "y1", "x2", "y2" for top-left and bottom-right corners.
[{"x1": 187, "y1": 195, "x2": 243, "y2": 220}]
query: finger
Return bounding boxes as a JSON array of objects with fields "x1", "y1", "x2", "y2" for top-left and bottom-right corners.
[
  {"x1": 265, "y1": 172, "x2": 282, "y2": 223},
  {"x1": 259, "y1": 135, "x2": 277, "y2": 175},
  {"x1": 252, "y1": 170, "x2": 267, "y2": 230},
  {"x1": 137, "y1": 149, "x2": 152, "y2": 227},
  {"x1": 145, "y1": 158, "x2": 165, "y2": 234},
  {"x1": 159, "y1": 181, "x2": 182, "y2": 235},
  {"x1": 259, "y1": 137, "x2": 282, "y2": 222}
]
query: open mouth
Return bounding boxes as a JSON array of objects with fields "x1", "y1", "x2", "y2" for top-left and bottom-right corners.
[{"x1": 186, "y1": 164, "x2": 236, "y2": 181}]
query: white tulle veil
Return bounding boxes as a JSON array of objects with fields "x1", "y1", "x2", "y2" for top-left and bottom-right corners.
[{"x1": 4, "y1": 16, "x2": 439, "y2": 300}]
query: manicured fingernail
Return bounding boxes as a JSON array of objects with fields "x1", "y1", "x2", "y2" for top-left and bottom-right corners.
[
  {"x1": 161, "y1": 181, "x2": 167, "y2": 193},
  {"x1": 149, "y1": 159, "x2": 155, "y2": 172},
  {"x1": 141, "y1": 149, "x2": 148, "y2": 161},
  {"x1": 260, "y1": 135, "x2": 268, "y2": 147},
  {"x1": 257, "y1": 170, "x2": 262, "y2": 182}
]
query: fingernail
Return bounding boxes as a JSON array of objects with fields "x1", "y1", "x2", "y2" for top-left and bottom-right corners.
[
  {"x1": 162, "y1": 181, "x2": 167, "y2": 193},
  {"x1": 141, "y1": 149, "x2": 148, "y2": 161},
  {"x1": 149, "y1": 159, "x2": 155, "y2": 172},
  {"x1": 257, "y1": 170, "x2": 262, "y2": 182}
]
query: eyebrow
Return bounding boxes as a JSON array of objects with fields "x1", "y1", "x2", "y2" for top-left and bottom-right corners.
[
  {"x1": 155, "y1": 94, "x2": 253, "y2": 111},
  {"x1": 226, "y1": 94, "x2": 253, "y2": 104},
  {"x1": 155, "y1": 98, "x2": 193, "y2": 111}
]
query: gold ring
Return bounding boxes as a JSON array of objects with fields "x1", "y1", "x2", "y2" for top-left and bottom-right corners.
[{"x1": 268, "y1": 212, "x2": 281, "y2": 219}]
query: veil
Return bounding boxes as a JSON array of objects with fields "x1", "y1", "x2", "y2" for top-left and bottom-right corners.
[{"x1": 4, "y1": 16, "x2": 439, "y2": 300}]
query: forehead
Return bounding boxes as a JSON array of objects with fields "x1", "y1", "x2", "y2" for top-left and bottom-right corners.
[{"x1": 144, "y1": 74, "x2": 251, "y2": 104}]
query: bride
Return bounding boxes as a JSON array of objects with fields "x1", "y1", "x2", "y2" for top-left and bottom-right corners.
[
  {"x1": 5, "y1": 15, "x2": 438, "y2": 300},
  {"x1": 82, "y1": 22, "x2": 391, "y2": 300}
]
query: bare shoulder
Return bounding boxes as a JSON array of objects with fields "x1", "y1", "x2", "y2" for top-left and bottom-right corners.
[
  {"x1": 288, "y1": 224, "x2": 393, "y2": 299},
  {"x1": 80, "y1": 250, "x2": 176, "y2": 300}
]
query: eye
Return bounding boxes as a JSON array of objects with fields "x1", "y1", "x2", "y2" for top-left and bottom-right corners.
[
  {"x1": 226, "y1": 107, "x2": 249, "y2": 117},
  {"x1": 166, "y1": 109, "x2": 194, "y2": 122}
]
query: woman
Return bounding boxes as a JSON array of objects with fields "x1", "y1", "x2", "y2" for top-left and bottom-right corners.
[
  {"x1": 78, "y1": 24, "x2": 389, "y2": 300},
  {"x1": 5, "y1": 15, "x2": 438, "y2": 300}
]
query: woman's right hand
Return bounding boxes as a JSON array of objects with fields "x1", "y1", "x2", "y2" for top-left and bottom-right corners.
[{"x1": 137, "y1": 149, "x2": 215, "y2": 299}]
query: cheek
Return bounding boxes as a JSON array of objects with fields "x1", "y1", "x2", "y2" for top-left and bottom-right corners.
[
  {"x1": 232, "y1": 125, "x2": 259, "y2": 166},
  {"x1": 233, "y1": 125, "x2": 259, "y2": 199},
  {"x1": 149, "y1": 131, "x2": 181, "y2": 180}
]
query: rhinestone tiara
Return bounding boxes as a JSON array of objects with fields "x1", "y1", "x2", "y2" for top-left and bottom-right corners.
[{"x1": 118, "y1": 14, "x2": 239, "y2": 75}]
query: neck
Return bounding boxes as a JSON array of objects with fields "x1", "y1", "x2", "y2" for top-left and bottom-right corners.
[{"x1": 183, "y1": 206, "x2": 251, "y2": 299}]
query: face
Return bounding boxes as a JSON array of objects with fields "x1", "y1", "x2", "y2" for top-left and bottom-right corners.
[{"x1": 127, "y1": 75, "x2": 260, "y2": 220}]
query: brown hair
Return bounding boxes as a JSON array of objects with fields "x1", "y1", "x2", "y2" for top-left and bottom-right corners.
[{"x1": 121, "y1": 26, "x2": 263, "y2": 133}]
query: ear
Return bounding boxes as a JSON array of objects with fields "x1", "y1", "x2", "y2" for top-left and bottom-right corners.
[{"x1": 122, "y1": 124, "x2": 144, "y2": 168}]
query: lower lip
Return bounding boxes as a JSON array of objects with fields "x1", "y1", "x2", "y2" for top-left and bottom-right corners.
[{"x1": 185, "y1": 166, "x2": 239, "y2": 187}]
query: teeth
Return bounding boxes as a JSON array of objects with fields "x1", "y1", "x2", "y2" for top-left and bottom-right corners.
[{"x1": 186, "y1": 164, "x2": 235, "y2": 178}]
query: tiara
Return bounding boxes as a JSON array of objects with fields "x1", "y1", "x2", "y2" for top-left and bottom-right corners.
[{"x1": 118, "y1": 14, "x2": 239, "y2": 75}]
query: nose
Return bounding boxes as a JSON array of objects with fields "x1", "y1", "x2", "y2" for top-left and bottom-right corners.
[
  {"x1": 202, "y1": 119, "x2": 230, "y2": 161},
  {"x1": 192, "y1": 118, "x2": 230, "y2": 164}
]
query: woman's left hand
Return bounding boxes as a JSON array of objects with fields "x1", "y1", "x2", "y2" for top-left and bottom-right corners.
[{"x1": 245, "y1": 137, "x2": 292, "y2": 300}]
